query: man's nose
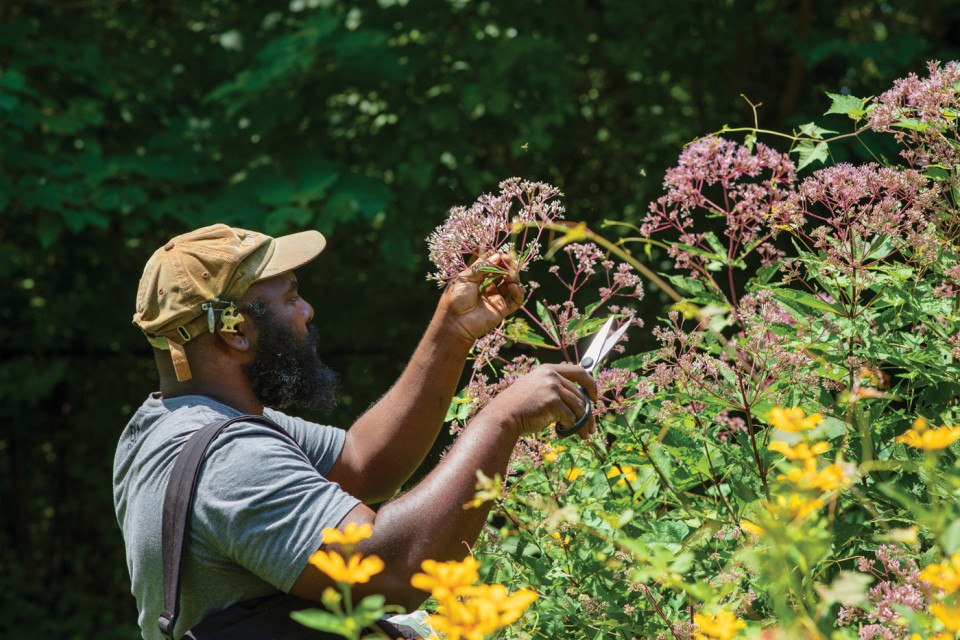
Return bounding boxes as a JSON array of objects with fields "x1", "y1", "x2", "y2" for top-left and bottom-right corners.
[{"x1": 300, "y1": 298, "x2": 314, "y2": 323}]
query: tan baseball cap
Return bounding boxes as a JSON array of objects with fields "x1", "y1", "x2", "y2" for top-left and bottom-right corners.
[{"x1": 133, "y1": 223, "x2": 326, "y2": 381}]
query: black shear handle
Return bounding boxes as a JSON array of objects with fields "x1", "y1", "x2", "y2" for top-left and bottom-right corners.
[{"x1": 555, "y1": 387, "x2": 592, "y2": 438}]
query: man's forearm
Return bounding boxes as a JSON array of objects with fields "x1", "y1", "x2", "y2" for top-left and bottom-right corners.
[
  {"x1": 334, "y1": 309, "x2": 475, "y2": 502},
  {"x1": 343, "y1": 410, "x2": 517, "y2": 610},
  {"x1": 292, "y1": 364, "x2": 594, "y2": 611},
  {"x1": 291, "y1": 409, "x2": 517, "y2": 611}
]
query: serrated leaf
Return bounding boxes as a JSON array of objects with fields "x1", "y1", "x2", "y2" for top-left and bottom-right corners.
[
  {"x1": 798, "y1": 122, "x2": 837, "y2": 139},
  {"x1": 794, "y1": 139, "x2": 830, "y2": 170},
  {"x1": 824, "y1": 92, "x2": 867, "y2": 119},
  {"x1": 769, "y1": 286, "x2": 840, "y2": 315}
]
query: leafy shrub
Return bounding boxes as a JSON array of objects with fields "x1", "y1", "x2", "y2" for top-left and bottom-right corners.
[{"x1": 428, "y1": 61, "x2": 960, "y2": 639}]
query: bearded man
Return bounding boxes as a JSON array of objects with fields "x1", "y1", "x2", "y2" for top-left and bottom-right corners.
[{"x1": 113, "y1": 224, "x2": 596, "y2": 639}]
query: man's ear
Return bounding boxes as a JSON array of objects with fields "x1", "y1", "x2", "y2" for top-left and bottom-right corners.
[
  {"x1": 216, "y1": 319, "x2": 252, "y2": 353},
  {"x1": 214, "y1": 303, "x2": 253, "y2": 353}
]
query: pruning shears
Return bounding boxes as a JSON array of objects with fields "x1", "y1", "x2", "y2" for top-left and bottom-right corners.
[{"x1": 556, "y1": 316, "x2": 630, "y2": 438}]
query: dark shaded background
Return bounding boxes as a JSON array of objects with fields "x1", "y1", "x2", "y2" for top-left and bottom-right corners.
[{"x1": 1, "y1": 1, "x2": 958, "y2": 637}]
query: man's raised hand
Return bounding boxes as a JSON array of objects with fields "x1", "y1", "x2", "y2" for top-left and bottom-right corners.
[{"x1": 439, "y1": 252, "x2": 525, "y2": 344}]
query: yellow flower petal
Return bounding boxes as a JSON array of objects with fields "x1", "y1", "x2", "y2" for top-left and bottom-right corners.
[
  {"x1": 411, "y1": 557, "x2": 481, "y2": 600},
  {"x1": 896, "y1": 424, "x2": 960, "y2": 450},
  {"x1": 740, "y1": 520, "x2": 765, "y2": 536},
  {"x1": 607, "y1": 465, "x2": 637, "y2": 486},
  {"x1": 767, "y1": 407, "x2": 822, "y2": 433},
  {"x1": 931, "y1": 603, "x2": 960, "y2": 632},
  {"x1": 920, "y1": 554, "x2": 960, "y2": 593},
  {"x1": 693, "y1": 609, "x2": 746, "y2": 640},
  {"x1": 565, "y1": 467, "x2": 586, "y2": 481},
  {"x1": 770, "y1": 493, "x2": 823, "y2": 520},
  {"x1": 321, "y1": 522, "x2": 373, "y2": 546},
  {"x1": 544, "y1": 445, "x2": 567, "y2": 462},
  {"x1": 768, "y1": 440, "x2": 830, "y2": 461},
  {"x1": 308, "y1": 550, "x2": 384, "y2": 585},
  {"x1": 777, "y1": 459, "x2": 851, "y2": 493}
]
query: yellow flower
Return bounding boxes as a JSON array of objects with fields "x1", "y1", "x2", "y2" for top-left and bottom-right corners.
[
  {"x1": 607, "y1": 465, "x2": 638, "y2": 486},
  {"x1": 920, "y1": 554, "x2": 960, "y2": 592},
  {"x1": 895, "y1": 422, "x2": 960, "y2": 450},
  {"x1": 930, "y1": 603, "x2": 960, "y2": 632},
  {"x1": 807, "y1": 463, "x2": 852, "y2": 492},
  {"x1": 429, "y1": 598, "x2": 497, "y2": 640},
  {"x1": 768, "y1": 440, "x2": 830, "y2": 460},
  {"x1": 565, "y1": 467, "x2": 586, "y2": 481},
  {"x1": 770, "y1": 493, "x2": 823, "y2": 520},
  {"x1": 308, "y1": 550, "x2": 384, "y2": 585},
  {"x1": 778, "y1": 460, "x2": 851, "y2": 492},
  {"x1": 740, "y1": 520, "x2": 765, "y2": 536},
  {"x1": 543, "y1": 445, "x2": 567, "y2": 462},
  {"x1": 321, "y1": 522, "x2": 373, "y2": 547},
  {"x1": 411, "y1": 557, "x2": 481, "y2": 601},
  {"x1": 456, "y1": 584, "x2": 539, "y2": 626},
  {"x1": 693, "y1": 609, "x2": 746, "y2": 640},
  {"x1": 767, "y1": 407, "x2": 822, "y2": 433},
  {"x1": 427, "y1": 583, "x2": 538, "y2": 640}
]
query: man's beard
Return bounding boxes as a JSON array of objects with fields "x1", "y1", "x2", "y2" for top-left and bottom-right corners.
[{"x1": 242, "y1": 303, "x2": 339, "y2": 412}]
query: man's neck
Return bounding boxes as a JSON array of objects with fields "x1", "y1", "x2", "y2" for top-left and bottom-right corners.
[{"x1": 159, "y1": 380, "x2": 265, "y2": 415}]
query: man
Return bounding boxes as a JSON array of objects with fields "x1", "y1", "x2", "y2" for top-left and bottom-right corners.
[{"x1": 114, "y1": 224, "x2": 597, "y2": 639}]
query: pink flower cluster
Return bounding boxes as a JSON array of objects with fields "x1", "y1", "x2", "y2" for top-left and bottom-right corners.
[
  {"x1": 648, "y1": 292, "x2": 816, "y2": 427},
  {"x1": 870, "y1": 60, "x2": 960, "y2": 168},
  {"x1": 535, "y1": 242, "x2": 643, "y2": 353},
  {"x1": 779, "y1": 163, "x2": 942, "y2": 277},
  {"x1": 427, "y1": 177, "x2": 565, "y2": 284},
  {"x1": 837, "y1": 545, "x2": 926, "y2": 640},
  {"x1": 642, "y1": 136, "x2": 796, "y2": 289}
]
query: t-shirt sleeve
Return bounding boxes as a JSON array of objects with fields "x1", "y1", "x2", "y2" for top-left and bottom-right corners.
[
  {"x1": 192, "y1": 423, "x2": 361, "y2": 592},
  {"x1": 264, "y1": 408, "x2": 345, "y2": 475}
]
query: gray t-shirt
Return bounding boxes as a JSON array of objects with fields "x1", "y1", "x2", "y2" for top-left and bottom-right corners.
[{"x1": 113, "y1": 393, "x2": 361, "y2": 640}]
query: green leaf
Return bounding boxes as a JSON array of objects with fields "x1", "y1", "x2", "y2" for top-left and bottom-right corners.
[
  {"x1": 290, "y1": 609, "x2": 352, "y2": 636},
  {"x1": 824, "y1": 92, "x2": 868, "y2": 119},
  {"x1": 37, "y1": 214, "x2": 63, "y2": 249},
  {"x1": 794, "y1": 139, "x2": 830, "y2": 171},
  {"x1": 815, "y1": 571, "x2": 873, "y2": 607},
  {"x1": 503, "y1": 317, "x2": 554, "y2": 348},
  {"x1": 924, "y1": 165, "x2": 952, "y2": 181},
  {"x1": 769, "y1": 286, "x2": 840, "y2": 315},
  {"x1": 798, "y1": 122, "x2": 837, "y2": 139},
  {"x1": 941, "y1": 519, "x2": 960, "y2": 554},
  {"x1": 354, "y1": 593, "x2": 386, "y2": 614},
  {"x1": 892, "y1": 118, "x2": 930, "y2": 132}
]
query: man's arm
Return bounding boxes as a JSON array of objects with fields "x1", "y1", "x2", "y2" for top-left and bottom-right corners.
[
  {"x1": 292, "y1": 364, "x2": 598, "y2": 611},
  {"x1": 327, "y1": 254, "x2": 525, "y2": 503}
]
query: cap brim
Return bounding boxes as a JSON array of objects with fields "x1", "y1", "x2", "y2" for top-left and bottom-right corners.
[{"x1": 258, "y1": 230, "x2": 327, "y2": 280}]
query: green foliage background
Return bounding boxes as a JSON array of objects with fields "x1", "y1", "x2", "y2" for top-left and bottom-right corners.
[{"x1": 1, "y1": 1, "x2": 958, "y2": 637}]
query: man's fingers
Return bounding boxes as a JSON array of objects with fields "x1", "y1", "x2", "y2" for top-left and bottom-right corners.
[
  {"x1": 578, "y1": 415, "x2": 597, "y2": 440},
  {"x1": 547, "y1": 363, "x2": 599, "y2": 403},
  {"x1": 486, "y1": 253, "x2": 520, "y2": 282},
  {"x1": 498, "y1": 281, "x2": 524, "y2": 308},
  {"x1": 552, "y1": 388, "x2": 581, "y2": 427},
  {"x1": 556, "y1": 384, "x2": 587, "y2": 419}
]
